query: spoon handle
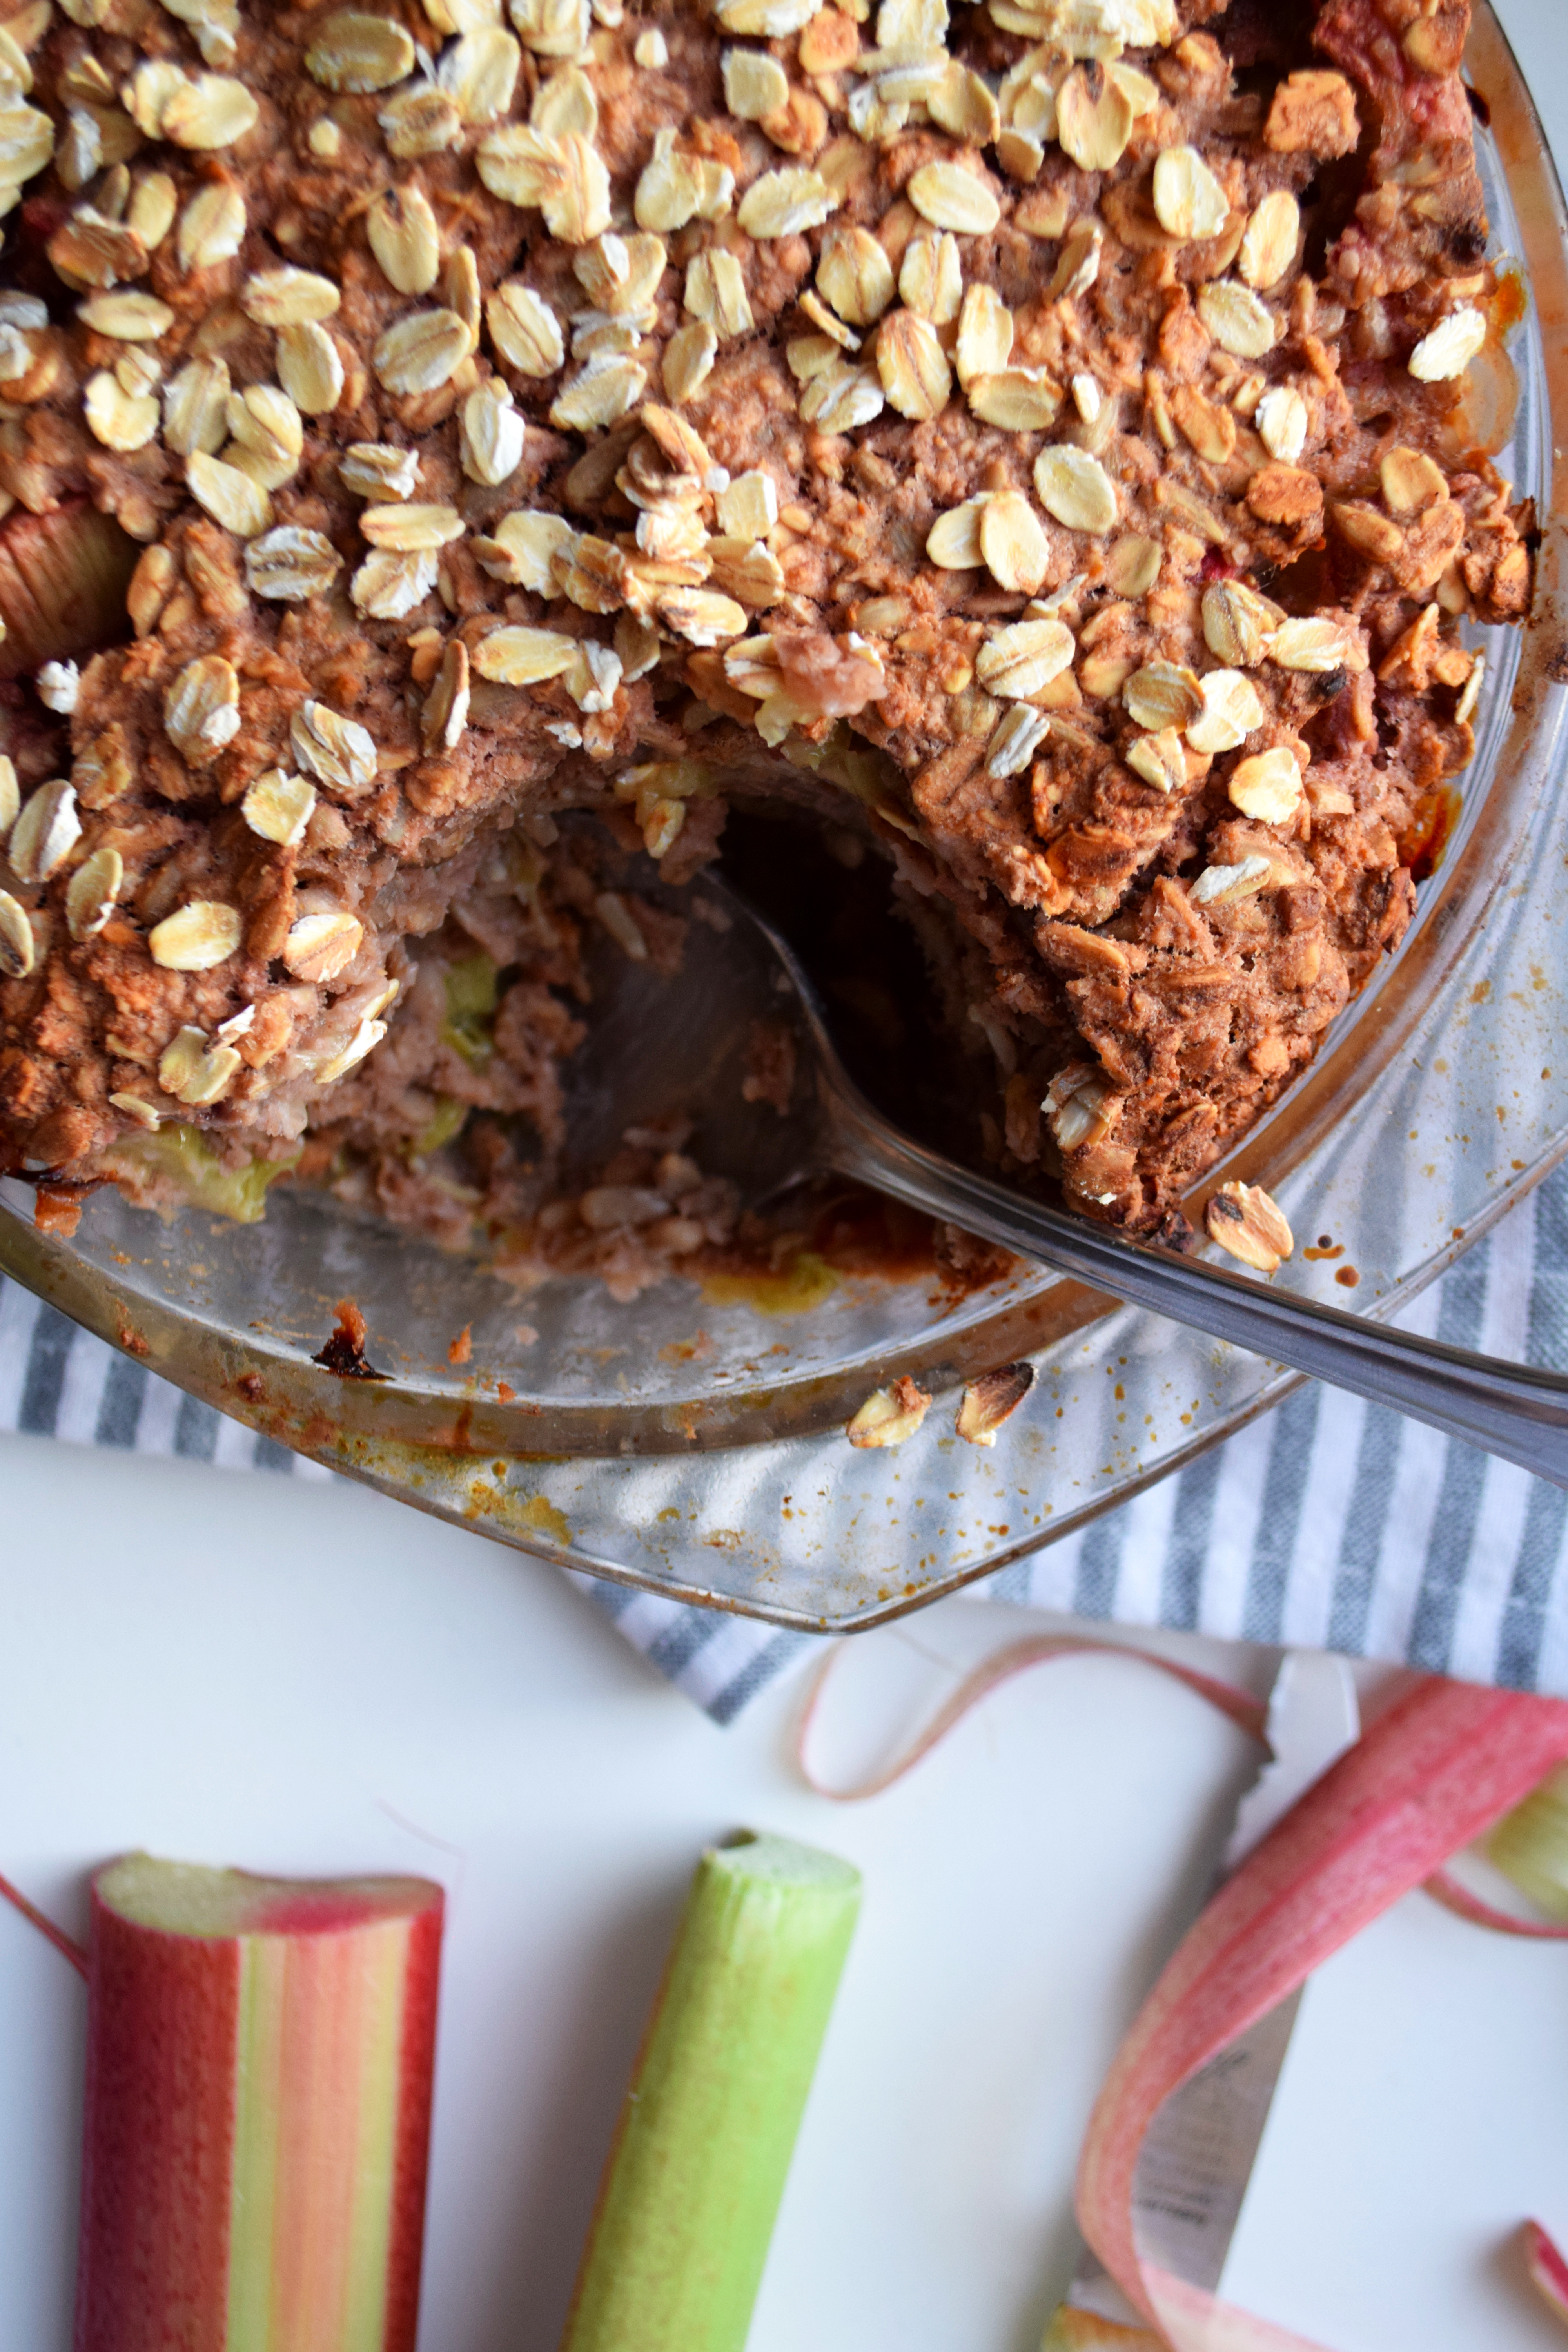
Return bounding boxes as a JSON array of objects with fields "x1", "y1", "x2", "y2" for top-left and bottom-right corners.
[{"x1": 826, "y1": 1087, "x2": 1568, "y2": 1490}]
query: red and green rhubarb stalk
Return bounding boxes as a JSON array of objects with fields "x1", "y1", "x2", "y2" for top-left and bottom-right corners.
[
  {"x1": 1074, "y1": 1680, "x2": 1568, "y2": 2352},
  {"x1": 561, "y1": 1830, "x2": 861, "y2": 2352},
  {"x1": 74, "y1": 1852, "x2": 443, "y2": 2352}
]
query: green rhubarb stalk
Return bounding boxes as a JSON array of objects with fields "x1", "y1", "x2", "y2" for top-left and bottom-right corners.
[
  {"x1": 560, "y1": 1831, "x2": 861, "y2": 2352},
  {"x1": 75, "y1": 1852, "x2": 443, "y2": 2352}
]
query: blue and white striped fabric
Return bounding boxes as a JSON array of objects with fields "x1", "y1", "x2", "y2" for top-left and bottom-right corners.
[
  {"x1": 985, "y1": 1165, "x2": 1568, "y2": 1697},
  {"x1": 5, "y1": 1159, "x2": 1568, "y2": 1713}
]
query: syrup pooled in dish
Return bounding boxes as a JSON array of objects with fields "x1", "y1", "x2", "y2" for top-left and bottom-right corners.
[{"x1": 0, "y1": 0, "x2": 1533, "y2": 1291}]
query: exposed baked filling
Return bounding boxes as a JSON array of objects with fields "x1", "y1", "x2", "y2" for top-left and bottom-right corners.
[{"x1": 0, "y1": 0, "x2": 1533, "y2": 1280}]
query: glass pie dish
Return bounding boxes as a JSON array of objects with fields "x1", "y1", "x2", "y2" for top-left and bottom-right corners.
[{"x1": 3, "y1": 2, "x2": 1566, "y2": 1634}]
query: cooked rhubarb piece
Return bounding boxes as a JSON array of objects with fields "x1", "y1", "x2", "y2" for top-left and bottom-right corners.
[
  {"x1": 562, "y1": 1831, "x2": 861, "y2": 2352},
  {"x1": 74, "y1": 1852, "x2": 443, "y2": 2352}
]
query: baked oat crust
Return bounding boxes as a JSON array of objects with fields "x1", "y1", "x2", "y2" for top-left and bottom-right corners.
[{"x1": 0, "y1": 0, "x2": 1535, "y2": 1255}]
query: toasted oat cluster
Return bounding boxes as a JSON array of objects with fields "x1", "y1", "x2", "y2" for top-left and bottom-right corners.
[{"x1": 0, "y1": 0, "x2": 1535, "y2": 1262}]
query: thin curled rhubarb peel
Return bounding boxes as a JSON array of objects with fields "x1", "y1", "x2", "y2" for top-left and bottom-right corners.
[
  {"x1": 1523, "y1": 2220, "x2": 1568, "y2": 2332},
  {"x1": 794, "y1": 1635, "x2": 1269, "y2": 1801},
  {"x1": 1423, "y1": 1865, "x2": 1568, "y2": 1939},
  {"x1": 1075, "y1": 1681, "x2": 1568, "y2": 2352},
  {"x1": 0, "y1": 1866, "x2": 88, "y2": 1976}
]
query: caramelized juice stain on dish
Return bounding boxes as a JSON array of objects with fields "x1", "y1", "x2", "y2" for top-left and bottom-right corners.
[{"x1": 1401, "y1": 784, "x2": 1464, "y2": 885}]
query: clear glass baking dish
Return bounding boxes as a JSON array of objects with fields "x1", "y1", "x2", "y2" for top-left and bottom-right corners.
[{"x1": 4, "y1": 2, "x2": 1566, "y2": 1630}]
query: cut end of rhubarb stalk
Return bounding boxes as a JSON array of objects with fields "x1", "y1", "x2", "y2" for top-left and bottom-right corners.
[
  {"x1": 77, "y1": 1852, "x2": 443, "y2": 2352},
  {"x1": 563, "y1": 1829, "x2": 861, "y2": 2352}
]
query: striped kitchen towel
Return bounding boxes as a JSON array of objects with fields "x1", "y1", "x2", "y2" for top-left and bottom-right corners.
[{"x1": 5, "y1": 1157, "x2": 1568, "y2": 1715}]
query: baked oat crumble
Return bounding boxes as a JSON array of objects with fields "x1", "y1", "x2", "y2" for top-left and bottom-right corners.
[{"x1": 0, "y1": 0, "x2": 1534, "y2": 1291}]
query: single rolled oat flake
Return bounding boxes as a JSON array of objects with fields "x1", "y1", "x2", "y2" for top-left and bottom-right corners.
[
  {"x1": 161, "y1": 73, "x2": 258, "y2": 151},
  {"x1": 9, "y1": 779, "x2": 80, "y2": 886},
  {"x1": 722, "y1": 47, "x2": 789, "y2": 121},
  {"x1": 1186, "y1": 669, "x2": 1264, "y2": 756},
  {"x1": 926, "y1": 498, "x2": 987, "y2": 570},
  {"x1": 0, "y1": 889, "x2": 34, "y2": 979},
  {"x1": 165, "y1": 653, "x2": 241, "y2": 761},
  {"x1": 187, "y1": 449, "x2": 272, "y2": 538},
  {"x1": 283, "y1": 909, "x2": 364, "y2": 984},
  {"x1": 368, "y1": 184, "x2": 441, "y2": 296},
  {"x1": 474, "y1": 509, "x2": 579, "y2": 592},
  {"x1": 242, "y1": 768, "x2": 316, "y2": 847},
  {"x1": 473, "y1": 625, "x2": 580, "y2": 686},
  {"x1": 1055, "y1": 62, "x2": 1134, "y2": 173},
  {"x1": 1409, "y1": 307, "x2": 1487, "y2": 383},
  {"x1": 1228, "y1": 745, "x2": 1303, "y2": 824},
  {"x1": 1125, "y1": 728, "x2": 1188, "y2": 796},
  {"x1": 372, "y1": 307, "x2": 472, "y2": 396},
  {"x1": 291, "y1": 700, "x2": 379, "y2": 795},
  {"x1": 900, "y1": 232, "x2": 962, "y2": 326},
  {"x1": 460, "y1": 380, "x2": 526, "y2": 486},
  {"x1": 967, "y1": 368, "x2": 1062, "y2": 432},
  {"x1": 846, "y1": 1375, "x2": 932, "y2": 1449},
  {"x1": 305, "y1": 10, "x2": 417, "y2": 92},
  {"x1": 738, "y1": 167, "x2": 839, "y2": 240},
  {"x1": 1034, "y1": 444, "x2": 1116, "y2": 534},
  {"x1": 956, "y1": 1361, "x2": 1034, "y2": 1446},
  {"x1": 423, "y1": 639, "x2": 471, "y2": 753},
  {"x1": 1238, "y1": 189, "x2": 1299, "y2": 290},
  {"x1": 1152, "y1": 146, "x2": 1229, "y2": 242},
  {"x1": 241, "y1": 266, "x2": 340, "y2": 326},
  {"x1": 148, "y1": 900, "x2": 243, "y2": 973},
  {"x1": 1124, "y1": 661, "x2": 1204, "y2": 733},
  {"x1": 663, "y1": 320, "x2": 717, "y2": 406},
  {"x1": 976, "y1": 618, "x2": 1076, "y2": 700},
  {"x1": 1198, "y1": 281, "x2": 1278, "y2": 359},
  {"x1": 359, "y1": 501, "x2": 465, "y2": 552},
  {"x1": 1381, "y1": 443, "x2": 1449, "y2": 515},
  {"x1": 905, "y1": 160, "x2": 999, "y2": 237},
  {"x1": 245, "y1": 526, "x2": 343, "y2": 603},
  {"x1": 1205, "y1": 1180, "x2": 1294, "y2": 1276},
  {"x1": 178, "y1": 180, "x2": 245, "y2": 273},
  {"x1": 876, "y1": 309, "x2": 951, "y2": 421},
  {"x1": 85, "y1": 370, "x2": 158, "y2": 452},
  {"x1": 1256, "y1": 385, "x2": 1308, "y2": 465},
  {"x1": 954, "y1": 283, "x2": 1012, "y2": 386},
  {"x1": 1270, "y1": 615, "x2": 1367, "y2": 674},
  {"x1": 79, "y1": 289, "x2": 174, "y2": 341},
  {"x1": 980, "y1": 491, "x2": 1049, "y2": 596},
  {"x1": 352, "y1": 548, "x2": 439, "y2": 619},
  {"x1": 1202, "y1": 581, "x2": 1280, "y2": 668},
  {"x1": 66, "y1": 845, "x2": 123, "y2": 942},
  {"x1": 1191, "y1": 852, "x2": 1274, "y2": 907},
  {"x1": 817, "y1": 224, "x2": 894, "y2": 326},
  {"x1": 340, "y1": 441, "x2": 421, "y2": 502},
  {"x1": 986, "y1": 703, "x2": 1050, "y2": 779},
  {"x1": 159, "y1": 1025, "x2": 243, "y2": 1107}
]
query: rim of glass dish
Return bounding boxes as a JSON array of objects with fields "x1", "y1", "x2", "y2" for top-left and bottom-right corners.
[{"x1": 2, "y1": 1, "x2": 1566, "y2": 1497}]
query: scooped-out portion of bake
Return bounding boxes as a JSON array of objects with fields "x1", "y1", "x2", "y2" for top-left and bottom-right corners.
[{"x1": 0, "y1": 0, "x2": 1534, "y2": 1287}]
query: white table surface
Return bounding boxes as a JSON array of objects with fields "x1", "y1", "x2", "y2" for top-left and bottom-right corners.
[{"x1": 4, "y1": 5, "x2": 1568, "y2": 2346}]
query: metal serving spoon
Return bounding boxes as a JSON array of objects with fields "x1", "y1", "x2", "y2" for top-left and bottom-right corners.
[{"x1": 708, "y1": 874, "x2": 1568, "y2": 1490}]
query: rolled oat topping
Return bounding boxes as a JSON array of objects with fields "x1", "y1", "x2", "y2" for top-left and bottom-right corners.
[{"x1": 0, "y1": 0, "x2": 1535, "y2": 1268}]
